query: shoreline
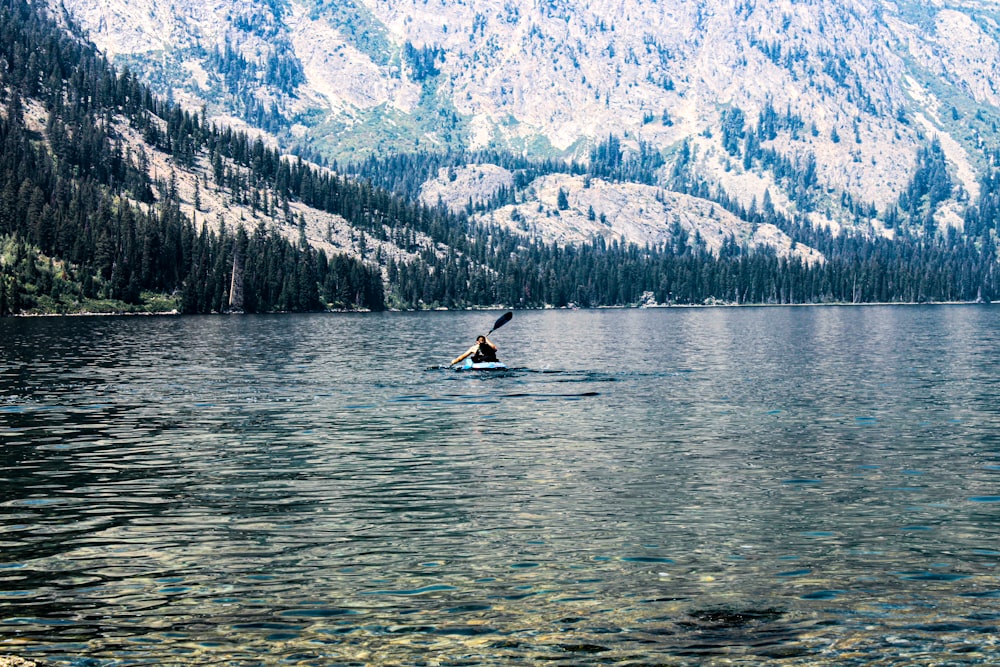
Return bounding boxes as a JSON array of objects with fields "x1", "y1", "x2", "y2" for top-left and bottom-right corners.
[{"x1": 2, "y1": 299, "x2": 992, "y2": 318}]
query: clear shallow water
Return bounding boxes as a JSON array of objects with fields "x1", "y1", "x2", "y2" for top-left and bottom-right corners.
[{"x1": 1, "y1": 306, "x2": 999, "y2": 666}]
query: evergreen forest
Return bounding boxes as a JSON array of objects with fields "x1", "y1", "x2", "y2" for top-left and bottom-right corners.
[{"x1": 1, "y1": 0, "x2": 998, "y2": 317}]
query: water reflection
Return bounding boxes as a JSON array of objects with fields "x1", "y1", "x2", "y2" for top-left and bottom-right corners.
[{"x1": 2, "y1": 307, "x2": 999, "y2": 665}]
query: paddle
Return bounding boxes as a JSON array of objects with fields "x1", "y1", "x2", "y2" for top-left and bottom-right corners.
[
  {"x1": 449, "y1": 311, "x2": 513, "y2": 367},
  {"x1": 486, "y1": 311, "x2": 513, "y2": 336}
]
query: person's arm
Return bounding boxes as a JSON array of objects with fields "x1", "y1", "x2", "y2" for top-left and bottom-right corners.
[
  {"x1": 450, "y1": 345, "x2": 477, "y2": 366},
  {"x1": 482, "y1": 336, "x2": 497, "y2": 351}
]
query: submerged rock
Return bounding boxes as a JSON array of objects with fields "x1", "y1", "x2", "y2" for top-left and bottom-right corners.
[{"x1": 0, "y1": 657, "x2": 42, "y2": 667}]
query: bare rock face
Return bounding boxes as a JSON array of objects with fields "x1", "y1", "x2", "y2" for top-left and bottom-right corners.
[
  {"x1": 420, "y1": 166, "x2": 824, "y2": 263},
  {"x1": 52, "y1": 0, "x2": 1000, "y2": 248}
]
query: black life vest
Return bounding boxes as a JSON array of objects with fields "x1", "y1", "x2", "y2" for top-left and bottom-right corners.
[{"x1": 472, "y1": 343, "x2": 498, "y2": 363}]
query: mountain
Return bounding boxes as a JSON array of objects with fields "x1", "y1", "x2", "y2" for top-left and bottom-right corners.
[
  {"x1": 1, "y1": 0, "x2": 997, "y2": 316},
  {"x1": 52, "y1": 0, "x2": 1000, "y2": 239}
]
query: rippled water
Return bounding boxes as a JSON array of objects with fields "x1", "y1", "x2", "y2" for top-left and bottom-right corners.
[{"x1": 2, "y1": 307, "x2": 999, "y2": 665}]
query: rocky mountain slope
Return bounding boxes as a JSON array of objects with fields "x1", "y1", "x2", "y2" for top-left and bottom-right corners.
[
  {"x1": 4, "y1": 0, "x2": 995, "y2": 316},
  {"x1": 49, "y1": 0, "x2": 1000, "y2": 259}
]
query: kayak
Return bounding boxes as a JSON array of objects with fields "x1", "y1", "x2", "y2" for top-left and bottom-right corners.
[{"x1": 457, "y1": 358, "x2": 508, "y2": 371}]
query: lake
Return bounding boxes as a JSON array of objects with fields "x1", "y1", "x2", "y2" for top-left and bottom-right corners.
[{"x1": 1, "y1": 306, "x2": 999, "y2": 665}]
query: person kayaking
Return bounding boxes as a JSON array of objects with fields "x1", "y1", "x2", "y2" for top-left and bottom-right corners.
[{"x1": 451, "y1": 335, "x2": 499, "y2": 366}]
